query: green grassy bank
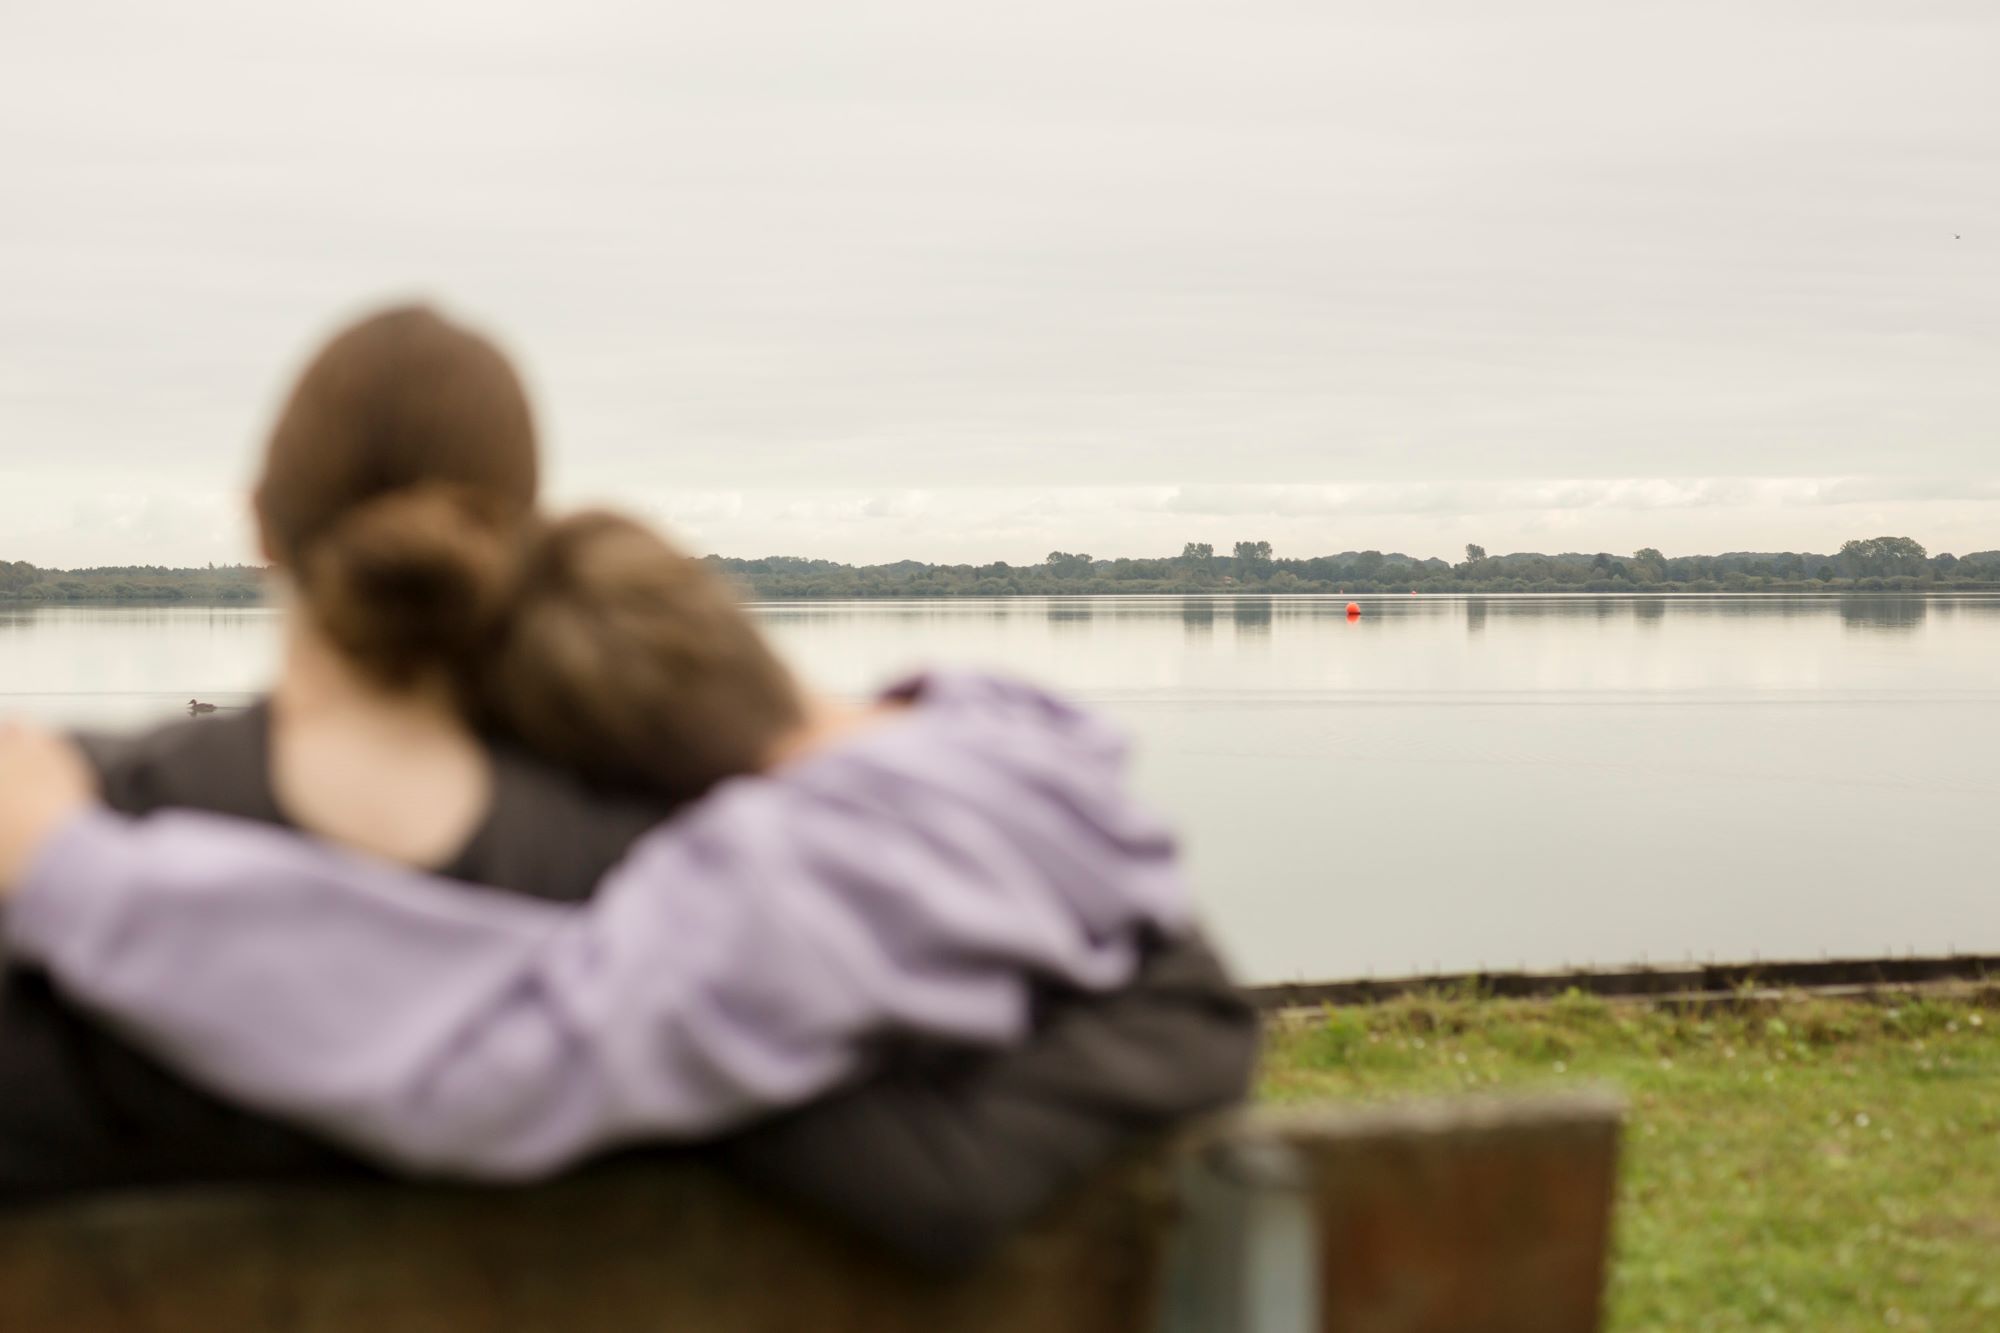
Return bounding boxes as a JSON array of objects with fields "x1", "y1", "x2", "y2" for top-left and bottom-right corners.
[{"x1": 1259, "y1": 986, "x2": 1999, "y2": 1332}]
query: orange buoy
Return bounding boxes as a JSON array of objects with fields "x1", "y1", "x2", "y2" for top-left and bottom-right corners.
[{"x1": 1345, "y1": 601, "x2": 1361, "y2": 617}]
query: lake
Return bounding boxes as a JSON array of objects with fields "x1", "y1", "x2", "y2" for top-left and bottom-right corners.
[{"x1": 4, "y1": 595, "x2": 1996, "y2": 983}]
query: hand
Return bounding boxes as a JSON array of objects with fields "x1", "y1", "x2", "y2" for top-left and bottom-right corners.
[{"x1": 0, "y1": 722, "x2": 98, "y2": 896}]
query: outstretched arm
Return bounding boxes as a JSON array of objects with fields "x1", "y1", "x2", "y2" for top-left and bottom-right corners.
[{"x1": 1, "y1": 675, "x2": 1194, "y2": 1179}]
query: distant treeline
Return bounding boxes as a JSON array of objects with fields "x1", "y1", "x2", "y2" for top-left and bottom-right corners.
[
  {"x1": 6, "y1": 537, "x2": 1999, "y2": 604},
  {"x1": 0, "y1": 561, "x2": 263, "y2": 604},
  {"x1": 714, "y1": 536, "x2": 2000, "y2": 598}
]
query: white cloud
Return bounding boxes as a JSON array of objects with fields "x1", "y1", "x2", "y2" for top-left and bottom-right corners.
[
  {"x1": 1152, "y1": 477, "x2": 2000, "y2": 521},
  {"x1": 0, "y1": 484, "x2": 250, "y2": 568},
  {"x1": 9, "y1": 475, "x2": 1996, "y2": 570},
  {"x1": 773, "y1": 491, "x2": 932, "y2": 522},
  {"x1": 603, "y1": 479, "x2": 2000, "y2": 564},
  {"x1": 642, "y1": 491, "x2": 745, "y2": 525},
  {"x1": 2, "y1": 3, "x2": 1997, "y2": 562}
]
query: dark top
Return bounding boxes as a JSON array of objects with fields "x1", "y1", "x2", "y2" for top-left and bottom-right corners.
[{"x1": 0, "y1": 706, "x2": 1256, "y2": 1267}]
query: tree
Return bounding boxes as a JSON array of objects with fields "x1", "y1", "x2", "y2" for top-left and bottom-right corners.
[
  {"x1": 1181, "y1": 542, "x2": 1214, "y2": 563},
  {"x1": 1232, "y1": 540, "x2": 1273, "y2": 563},
  {"x1": 1464, "y1": 544, "x2": 1486, "y2": 563},
  {"x1": 1838, "y1": 536, "x2": 1927, "y2": 578}
]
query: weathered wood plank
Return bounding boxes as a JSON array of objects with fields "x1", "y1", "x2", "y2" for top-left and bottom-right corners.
[
  {"x1": 0, "y1": 1095, "x2": 1622, "y2": 1333},
  {"x1": 1263, "y1": 1093, "x2": 1623, "y2": 1333},
  {"x1": 0, "y1": 1154, "x2": 1175, "y2": 1333}
]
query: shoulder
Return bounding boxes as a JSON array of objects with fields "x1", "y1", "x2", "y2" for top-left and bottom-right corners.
[
  {"x1": 887, "y1": 669, "x2": 1103, "y2": 725},
  {"x1": 451, "y1": 749, "x2": 676, "y2": 903},
  {"x1": 869, "y1": 670, "x2": 1133, "y2": 773},
  {"x1": 671, "y1": 668, "x2": 1190, "y2": 944},
  {"x1": 76, "y1": 707, "x2": 281, "y2": 822},
  {"x1": 778, "y1": 671, "x2": 1155, "y2": 847}
]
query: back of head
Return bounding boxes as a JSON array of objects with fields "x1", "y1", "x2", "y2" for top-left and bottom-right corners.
[
  {"x1": 487, "y1": 511, "x2": 806, "y2": 801},
  {"x1": 257, "y1": 304, "x2": 538, "y2": 687},
  {"x1": 256, "y1": 304, "x2": 800, "y2": 801}
]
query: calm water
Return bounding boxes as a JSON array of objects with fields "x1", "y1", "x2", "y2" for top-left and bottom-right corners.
[{"x1": 5, "y1": 596, "x2": 1997, "y2": 983}]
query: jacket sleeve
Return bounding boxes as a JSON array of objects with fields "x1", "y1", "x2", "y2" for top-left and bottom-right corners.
[
  {"x1": 3, "y1": 677, "x2": 1194, "y2": 1180},
  {"x1": 0, "y1": 721, "x2": 371, "y2": 1200},
  {"x1": 713, "y1": 933, "x2": 1258, "y2": 1270},
  {"x1": 0, "y1": 961, "x2": 366, "y2": 1199}
]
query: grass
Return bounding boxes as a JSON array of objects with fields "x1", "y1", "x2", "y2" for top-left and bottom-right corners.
[{"x1": 1258, "y1": 984, "x2": 2000, "y2": 1332}]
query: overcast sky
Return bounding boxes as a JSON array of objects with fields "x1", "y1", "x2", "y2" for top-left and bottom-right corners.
[{"x1": 3, "y1": 1, "x2": 1996, "y2": 567}]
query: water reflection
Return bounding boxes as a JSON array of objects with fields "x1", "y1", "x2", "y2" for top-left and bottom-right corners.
[
  {"x1": 5, "y1": 595, "x2": 1999, "y2": 980},
  {"x1": 1231, "y1": 597, "x2": 1272, "y2": 634},
  {"x1": 1179, "y1": 598, "x2": 1215, "y2": 638},
  {"x1": 1840, "y1": 596, "x2": 1927, "y2": 633},
  {"x1": 1048, "y1": 600, "x2": 1094, "y2": 630}
]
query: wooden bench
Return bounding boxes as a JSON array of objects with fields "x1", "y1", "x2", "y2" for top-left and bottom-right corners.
[{"x1": 0, "y1": 1092, "x2": 1621, "y2": 1333}]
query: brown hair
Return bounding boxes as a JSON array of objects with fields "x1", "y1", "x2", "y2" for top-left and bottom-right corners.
[
  {"x1": 259, "y1": 304, "x2": 803, "y2": 800},
  {"x1": 486, "y1": 511, "x2": 804, "y2": 797},
  {"x1": 259, "y1": 305, "x2": 537, "y2": 686}
]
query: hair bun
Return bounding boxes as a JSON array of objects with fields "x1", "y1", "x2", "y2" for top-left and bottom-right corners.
[
  {"x1": 486, "y1": 509, "x2": 803, "y2": 798},
  {"x1": 302, "y1": 484, "x2": 522, "y2": 685}
]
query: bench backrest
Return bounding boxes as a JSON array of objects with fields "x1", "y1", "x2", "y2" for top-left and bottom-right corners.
[{"x1": 0, "y1": 1093, "x2": 1620, "y2": 1333}]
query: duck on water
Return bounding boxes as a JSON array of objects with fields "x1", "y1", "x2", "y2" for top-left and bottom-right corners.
[{"x1": 187, "y1": 699, "x2": 219, "y2": 715}]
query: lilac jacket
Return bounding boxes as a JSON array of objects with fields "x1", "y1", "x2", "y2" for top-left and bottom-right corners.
[{"x1": 4, "y1": 674, "x2": 1193, "y2": 1179}]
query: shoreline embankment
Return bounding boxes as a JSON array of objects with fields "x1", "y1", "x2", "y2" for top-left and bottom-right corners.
[{"x1": 1247, "y1": 952, "x2": 1998, "y2": 1015}]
